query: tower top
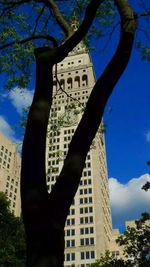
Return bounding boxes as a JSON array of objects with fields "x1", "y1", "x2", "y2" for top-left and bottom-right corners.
[
  {"x1": 69, "y1": 14, "x2": 88, "y2": 56},
  {"x1": 71, "y1": 14, "x2": 79, "y2": 31}
]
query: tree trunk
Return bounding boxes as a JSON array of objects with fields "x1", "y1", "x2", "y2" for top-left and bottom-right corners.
[
  {"x1": 21, "y1": 48, "x2": 65, "y2": 267},
  {"x1": 20, "y1": 2, "x2": 137, "y2": 267}
]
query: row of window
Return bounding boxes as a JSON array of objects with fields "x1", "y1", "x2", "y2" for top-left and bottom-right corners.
[
  {"x1": 56, "y1": 62, "x2": 85, "y2": 69},
  {"x1": 81, "y1": 251, "x2": 95, "y2": 260},
  {"x1": 7, "y1": 176, "x2": 18, "y2": 186},
  {"x1": 82, "y1": 170, "x2": 91, "y2": 177},
  {"x1": 0, "y1": 159, "x2": 10, "y2": 169},
  {"x1": 6, "y1": 182, "x2": 17, "y2": 193},
  {"x1": 47, "y1": 167, "x2": 59, "y2": 174},
  {"x1": 80, "y1": 179, "x2": 92, "y2": 186},
  {"x1": 0, "y1": 146, "x2": 12, "y2": 156},
  {"x1": 53, "y1": 75, "x2": 88, "y2": 91},
  {"x1": 54, "y1": 89, "x2": 89, "y2": 100},
  {"x1": 0, "y1": 152, "x2": 11, "y2": 161},
  {"x1": 66, "y1": 239, "x2": 75, "y2": 248},
  {"x1": 80, "y1": 197, "x2": 93, "y2": 204},
  {"x1": 67, "y1": 208, "x2": 75, "y2": 216},
  {"x1": 80, "y1": 188, "x2": 92, "y2": 195},
  {"x1": 80, "y1": 206, "x2": 93, "y2": 214},
  {"x1": 5, "y1": 189, "x2": 17, "y2": 200},
  {"x1": 65, "y1": 252, "x2": 75, "y2": 262},
  {"x1": 80, "y1": 227, "x2": 94, "y2": 235},
  {"x1": 80, "y1": 216, "x2": 93, "y2": 224},
  {"x1": 48, "y1": 160, "x2": 59, "y2": 166},
  {"x1": 49, "y1": 138, "x2": 60, "y2": 143},
  {"x1": 65, "y1": 229, "x2": 75, "y2": 236},
  {"x1": 47, "y1": 176, "x2": 57, "y2": 182},
  {"x1": 65, "y1": 250, "x2": 95, "y2": 262},
  {"x1": 80, "y1": 237, "x2": 94, "y2": 246},
  {"x1": 65, "y1": 237, "x2": 95, "y2": 248},
  {"x1": 49, "y1": 145, "x2": 60, "y2": 151},
  {"x1": 66, "y1": 218, "x2": 75, "y2": 226},
  {"x1": 53, "y1": 99, "x2": 85, "y2": 106}
]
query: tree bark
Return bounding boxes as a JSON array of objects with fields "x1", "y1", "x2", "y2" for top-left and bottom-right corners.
[
  {"x1": 21, "y1": 1, "x2": 137, "y2": 267},
  {"x1": 50, "y1": 1, "x2": 137, "y2": 224},
  {"x1": 21, "y1": 48, "x2": 66, "y2": 267}
]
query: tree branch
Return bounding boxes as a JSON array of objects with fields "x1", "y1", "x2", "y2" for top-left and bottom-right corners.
[
  {"x1": 138, "y1": 11, "x2": 150, "y2": 17},
  {"x1": 56, "y1": 0, "x2": 105, "y2": 62},
  {"x1": 0, "y1": 34, "x2": 58, "y2": 50},
  {"x1": 39, "y1": 0, "x2": 72, "y2": 37},
  {"x1": 32, "y1": 4, "x2": 46, "y2": 36},
  {"x1": 50, "y1": 0, "x2": 137, "y2": 224}
]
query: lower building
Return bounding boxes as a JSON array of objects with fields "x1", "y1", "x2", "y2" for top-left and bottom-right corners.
[
  {"x1": 46, "y1": 40, "x2": 112, "y2": 266},
  {"x1": 0, "y1": 132, "x2": 21, "y2": 216}
]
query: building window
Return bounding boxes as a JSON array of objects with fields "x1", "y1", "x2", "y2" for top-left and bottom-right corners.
[
  {"x1": 71, "y1": 219, "x2": 75, "y2": 225},
  {"x1": 90, "y1": 238, "x2": 94, "y2": 245},
  {"x1": 86, "y1": 251, "x2": 90, "y2": 259},
  {"x1": 80, "y1": 239, "x2": 84, "y2": 246},
  {"x1": 80, "y1": 198, "x2": 83, "y2": 204},
  {"x1": 80, "y1": 218, "x2": 84, "y2": 224},
  {"x1": 80, "y1": 228, "x2": 84, "y2": 235},
  {"x1": 85, "y1": 238, "x2": 89, "y2": 245},
  {"x1": 67, "y1": 77, "x2": 73, "y2": 89},
  {"x1": 85, "y1": 228, "x2": 89, "y2": 234},
  {"x1": 71, "y1": 240, "x2": 75, "y2": 247},
  {"x1": 66, "y1": 240, "x2": 70, "y2": 247},
  {"x1": 90, "y1": 216, "x2": 93, "y2": 223},
  {"x1": 74, "y1": 76, "x2": 80, "y2": 88},
  {"x1": 91, "y1": 251, "x2": 95, "y2": 259},
  {"x1": 82, "y1": 74, "x2": 88, "y2": 86},
  {"x1": 71, "y1": 253, "x2": 75, "y2": 261},
  {"x1": 66, "y1": 253, "x2": 70, "y2": 261},
  {"x1": 90, "y1": 227, "x2": 94, "y2": 233},
  {"x1": 67, "y1": 230, "x2": 70, "y2": 236},
  {"x1": 71, "y1": 229, "x2": 75, "y2": 235},
  {"x1": 81, "y1": 252, "x2": 84, "y2": 260},
  {"x1": 80, "y1": 208, "x2": 83, "y2": 214}
]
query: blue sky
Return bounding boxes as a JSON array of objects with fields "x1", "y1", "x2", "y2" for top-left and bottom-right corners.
[
  {"x1": 0, "y1": 46, "x2": 149, "y2": 232},
  {"x1": 92, "y1": 39, "x2": 150, "y2": 231},
  {"x1": 0, "y1": 1, "x2": 150, "y2": 232}
]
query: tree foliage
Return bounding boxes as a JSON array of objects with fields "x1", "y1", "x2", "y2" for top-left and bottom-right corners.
[
  {"x1": 90, "y1": 213, "x2": 150, "y2": 267},
  {"x1": 116, "y1": 213, "x2": 150, "y2": 267},
  {"x1": 0, "y1": 1, "x2": 150, "y2": 89},
  {"x1": 0, "y1": 1, "x2": 149, "y2": 267},
  {"x1": 0, "y1": 192, "x2": 26, "y2": 267},
  {"x1": 0, "y1": 0, "x2": 116, "y2": 89}
]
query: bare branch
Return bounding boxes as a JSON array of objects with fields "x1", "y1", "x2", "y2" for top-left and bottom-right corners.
[
  {"x1": 39, "y1": 0, "x2": 73, "y2": 37},
  {"x1": 138, "y1": 11, "x2": 150, "y2": 17},
  {"x1": 56, "y1": 0, "x2": 105, "y2": 62},
  {"x1": 0, "y1": 35, "x2": 58, "y2": 50},
  {"x1": 32, "y1": 4, "x2": 46, "y2": 36}
]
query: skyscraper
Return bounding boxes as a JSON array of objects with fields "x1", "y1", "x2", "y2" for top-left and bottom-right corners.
[
  {"x1": 46, "y1": 40, "x2": 112, "y2": 266},
  {"x1": 0, "y1": 132, "x2": 21, "y2": 216}
]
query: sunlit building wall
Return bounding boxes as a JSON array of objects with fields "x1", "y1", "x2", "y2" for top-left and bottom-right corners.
[
  {"x1": 0, "y1": 132, "x2": 21, "y2": 216},
  {"x1": 46, "y1": 39, "x2": 112, "y2": 267}
]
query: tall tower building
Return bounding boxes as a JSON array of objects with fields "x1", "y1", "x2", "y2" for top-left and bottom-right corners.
[
  {"x1": 0, "y1": 132, "x2": 21, "y2": 216},
  {"x1": 46, "y1": 40, "x2": 112, "y2": 266}
]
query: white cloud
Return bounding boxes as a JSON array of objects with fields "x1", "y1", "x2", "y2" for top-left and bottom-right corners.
[
  {"x1": 9, "y1": 87, "x2": 33, "y2": 115},
  {"x1": 0, "y1": 115, "x2": 22, "y2": 153},
  {"x1": 109, "y1": 174, "x2": 150, "y2": 229},
  {"x1": 0, "y1": 115, "x2": 16, "y2": 141},
  {"x1": 146, "y1": 130, "x2": 150, "y2": 142}
]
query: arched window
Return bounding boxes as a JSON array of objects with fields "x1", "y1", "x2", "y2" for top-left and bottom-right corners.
[
  {"x1": 60, "y1": 79, "x2": 65, "y2": 90},
  {"x1": 53, "y1": 80, "x2": 57, "y2": 91},
  {"x1": 82, "y1": 74, "x2": 88, "y2": 86},
  {"x1": 74, "y1": 76, "x2": 80, "y2": 88},
  {"x1": 67, "y1": 77, "x2": 73, "y2": 89}
]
